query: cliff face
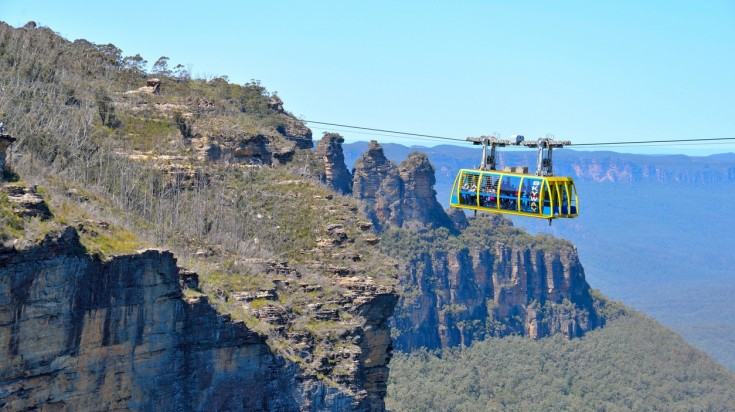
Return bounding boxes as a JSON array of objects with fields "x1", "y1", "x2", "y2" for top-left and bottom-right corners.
[
  {"x1": 352, "y1": 141, "x2": 451, "y2": 231},
  {"x1": 387, "y1": 216, "x2": 601, "y2": 352},
  {"x1": 0, "y1": 227, "x2": 395, "y2": 411},
  {"x1": 198, "y1": 133, "x2": 298, "y2": 166}
]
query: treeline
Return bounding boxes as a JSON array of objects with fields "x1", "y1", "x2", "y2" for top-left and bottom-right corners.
[{"x1": 386, "y1": 310, "x2": 735, "y2": 411}]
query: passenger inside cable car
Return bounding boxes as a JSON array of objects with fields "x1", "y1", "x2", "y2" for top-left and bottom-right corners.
[{"x1": 450, "y1": 170, "x2": 578, "y2": 220}]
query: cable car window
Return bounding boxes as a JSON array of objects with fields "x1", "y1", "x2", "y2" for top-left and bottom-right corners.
[
  {"x1": 459, "y1": 172, "x2": 479, "y2": 206},
  {"x1": 542, "y1": 181, "x2": 552, "y2": 215},
  {"x1": 559, "y1": 182, "x2": 570, "y2": 215},
  {"x1": 499, "y1": 175, "x2": 521, "y2": 211},
  {"x1": 520, "y1": 178, "x2": 542, "y2": 214},
  {"x1": 551, "y1": 183, "x2": 562, "y2": 214},
  {"x1": 479, "y1": 173, "x2": 498, "y2": 208}
]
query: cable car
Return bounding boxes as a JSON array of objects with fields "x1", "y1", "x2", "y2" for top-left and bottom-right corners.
[{"x1": 449, "y1": 135, "x2": 579, "y2": 222}]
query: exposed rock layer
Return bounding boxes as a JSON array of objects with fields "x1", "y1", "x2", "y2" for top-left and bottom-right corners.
[{"x1": 0, "y1": 227, "x2": 394, "y2": 411}]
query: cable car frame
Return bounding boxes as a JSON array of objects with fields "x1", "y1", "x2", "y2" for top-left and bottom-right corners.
[{"x1": 449, "y1": 135, "x2": 579, "y2": 222}]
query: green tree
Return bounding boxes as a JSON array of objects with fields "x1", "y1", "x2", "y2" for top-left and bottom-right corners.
[
  {"x1": 122, "y1": 53, "x2": 147, "y2": 74},
  {"x1": 152, "y1": 56, "x2": 171, "y2": 76}
]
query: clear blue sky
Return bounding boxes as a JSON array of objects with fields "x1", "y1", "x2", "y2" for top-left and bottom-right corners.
[{"x1": 3, "y1": 1, "x2": 734, "y2": 154}]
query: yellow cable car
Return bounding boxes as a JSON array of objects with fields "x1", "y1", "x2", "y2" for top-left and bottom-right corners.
[
  {"x1": 449, "y1": 135, "x2": 579, "y2": 222},
  {"x1": 450, "y1": 169, "x2": 578, "y2": 219}
]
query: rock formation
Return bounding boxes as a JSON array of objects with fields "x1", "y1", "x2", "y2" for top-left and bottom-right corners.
[
  {"x1": 0, "y1": 226, "x2": 396, "y2": 411},
  {"x1": 201, "y1": 133, "x2": 296, "y2": 166},
  {"x1": 264, "y1": 95, "x2": 313, "y2": 149},
  {"x1": 352, "y1": 141, "x2": 452, "y2": 231},
  {"x1": 346, "y1": 140, "x2": 602, "y2": 352},
  {"x1": 316, "y1": 133, "x2": 353, "y2": 194},
  {"x1": 446, "y1": 207, "x2": 468, "y2": 231},
  {"x1": 397, "y1": 152, "x2": 452, "y2": 230},
  {"x1": 0, "y1": 185, "x2": 51, "y2": 219},
  {"x1": 352, "y1": 141, "x2": 404, "y2": 231},
  {"x1": 125, "y1": 78, "x2": 161, "y2": 95}
]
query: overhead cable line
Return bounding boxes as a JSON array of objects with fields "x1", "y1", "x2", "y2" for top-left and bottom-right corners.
[
  {"x1": 307, "y1": 126, "x2": 454, "y2": 143},
  {"x1": 302, "y1": 120, "x2": 464, "y2": 142},
  {"x1": 303, "y1": 119, "x2": 735, "y2": 148},
  {"x1": 571, "y1": 137, "x2": 735, "y2": 146}
]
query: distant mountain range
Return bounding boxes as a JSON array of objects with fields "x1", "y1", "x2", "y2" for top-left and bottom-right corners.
[{"x1": 344, "y1": 142, "x2": 735, "y2": 202}]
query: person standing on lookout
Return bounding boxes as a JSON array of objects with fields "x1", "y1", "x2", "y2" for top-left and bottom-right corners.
[{"x1": 0, "y1": 122, "x2": 5, "y2": 134}]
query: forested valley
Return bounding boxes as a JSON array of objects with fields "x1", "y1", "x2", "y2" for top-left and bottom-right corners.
[{"x1": 387, "y1": 308, "x2": 735, "y2": 411}]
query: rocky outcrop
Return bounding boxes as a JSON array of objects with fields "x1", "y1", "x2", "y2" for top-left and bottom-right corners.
[
  {"x1": 348, "y1": 140, "x2": 598, "y2": 350},
  {"x1": 389, "y1": 215, "x2": 601, "y2": 352},
  {"x1": 352, "y1": 141, "x2": 451, "y2": 231},
  {"x1": 0, "y1": 226, "x2": 396, "y2": 411},
  {"x1": 124, "y1": 78, "x2": 161, "y2": 95},
  {"x1": 0, "y1": 184, "x2": 52, "y2": 219},
  {"x1": 277, "y1": 117, "x2": 313, "y2": 150},
  {"x1": 352, "y1": 141, "x2": 404, "y2": 231},
  {"x1": 397, "y1": 152, "x2": 452, "y2": 230},
  {"x1": 201, "y1": 133, "x2": 296, "y2": 166},
  {"x1": 316, "y1": 133, "x2": 353, "y2": 194},
  {"x1": 446, "y1": 207, "x2": 468, "y2": 231},
  {"x1": 266, "y1": 95, "x2": 313, "y2": 149}
]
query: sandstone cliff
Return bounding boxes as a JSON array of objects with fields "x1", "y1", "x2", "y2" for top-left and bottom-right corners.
[
  {"x1": 0, "y1": 225, "x2": 395, "y2": 411},
  {"x1": 384, "y1": 215, "x2": 602, "y2": 352}
]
